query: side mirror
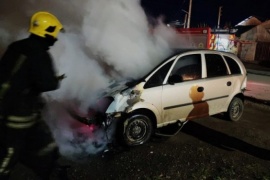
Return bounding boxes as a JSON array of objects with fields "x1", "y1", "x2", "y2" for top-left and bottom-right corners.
[{"x1": 168, "y1": 74, "x2": 183, "y2": 85}]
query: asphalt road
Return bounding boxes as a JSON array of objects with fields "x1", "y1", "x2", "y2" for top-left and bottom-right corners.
[{"x1": 10, "y1": 100, "x2": 270, "y2": 180}]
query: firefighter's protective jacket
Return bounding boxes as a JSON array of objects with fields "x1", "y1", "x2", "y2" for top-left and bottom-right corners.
[{"x1": 0, "y1": 34, "x2": 59, "y2": 119}]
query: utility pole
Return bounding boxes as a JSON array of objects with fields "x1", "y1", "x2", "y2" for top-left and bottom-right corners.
[
  {"x1": 217, "y1": 6, "x2": 222, "y2": 29},
  {"x1": 181, "y1": 9, "x2": 188, "y2": 28},
  {"x1": 184, "y1": 13, "x2": 187, "y2": 28},
  {"x1": 186, "y1": 0, "x2": 192, "y2": 28}
]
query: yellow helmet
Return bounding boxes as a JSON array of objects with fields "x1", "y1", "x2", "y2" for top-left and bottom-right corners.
[{"x1": 29, "y1": 11, "x2": 64, "y2": 39}]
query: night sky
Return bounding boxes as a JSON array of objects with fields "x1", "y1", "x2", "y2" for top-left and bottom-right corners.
[{"x1": 141, "y1": 0, "x2": 270, "y2": 28}]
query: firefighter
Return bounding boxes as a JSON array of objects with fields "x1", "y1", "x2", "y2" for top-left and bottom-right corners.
[{"x1": 0, "y1": 11, "x2": 66, "y2": 180}]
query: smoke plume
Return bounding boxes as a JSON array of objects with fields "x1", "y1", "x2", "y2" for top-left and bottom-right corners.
[{"x1": 0, "y1": 0, "x2": 179, "y2": 160}]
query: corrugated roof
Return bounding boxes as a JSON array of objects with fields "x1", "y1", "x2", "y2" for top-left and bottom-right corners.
[{"x1": 236, "y1": 16, "x2": 262, "y2": 26}]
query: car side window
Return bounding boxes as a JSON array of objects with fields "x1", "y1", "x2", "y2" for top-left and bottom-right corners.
[
  {"x1": 144, "y1": 60, "x2": 174, "y2": 89},
  {"x1": 223, "y1": 56, "x2": 241, "y2": 74},
  {"x1": 205, "y1": 54, "x2": 228, "y2": 78},
  {"x1": 170, "y1": 54, "x2": 202, "y2": 82}
]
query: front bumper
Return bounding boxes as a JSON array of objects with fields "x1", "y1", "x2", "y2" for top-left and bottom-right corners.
[{"x1": 67, "y1": 108, "x2": 123, "y2": 129}]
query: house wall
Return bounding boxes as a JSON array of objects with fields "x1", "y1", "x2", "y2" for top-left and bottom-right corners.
[
  {"x1": 238, "y1": 20, "x2": 270, "y2": 61},
  {"x1": 257, "y1": 23, "x2": 270, "y2": 42},
  {"x1": 238, "y1": 42, "x2": 257, "y2": 61},
  {"x1": 255, "y1": 42, "x2": 270, "y2": 62},
  {"x1": 240, "y1": 27, "x2": 257, "y2": 41}
]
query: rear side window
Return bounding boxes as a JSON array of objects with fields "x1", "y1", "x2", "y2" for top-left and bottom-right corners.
[
  {"x1": 224, "y1": 56, "x2": 241, "y2": 74},
  {"x1": 205, "y1": 54, "x2": 228, "y2": 78}
]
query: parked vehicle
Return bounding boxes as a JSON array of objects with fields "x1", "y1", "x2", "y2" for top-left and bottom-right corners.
[{"x1": 69, "y1": 49, "x2": 247, "y2": 146}]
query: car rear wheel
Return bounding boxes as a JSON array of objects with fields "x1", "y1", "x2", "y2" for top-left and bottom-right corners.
[
  {"x1": 121, "y1": 114, "x2": 153, "y2": 146},
  {"x1": 226, "y1": 97, "x2": 244, "y2": 121}
]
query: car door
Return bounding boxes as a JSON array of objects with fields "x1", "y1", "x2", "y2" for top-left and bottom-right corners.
[
  {"x1": 161, "y1": 53, "x2": 207, "y2": 124},
  {"x1": 142, "y1": 59, "x2": 175, "y2": 122},
  {"x1": 201, "y1": 53, "x2": 233, "y2": 115}
]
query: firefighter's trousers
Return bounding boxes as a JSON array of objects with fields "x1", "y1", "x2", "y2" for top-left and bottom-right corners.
[{"x1": 0, "y1": 114, "x2": 59, "y2": 180}]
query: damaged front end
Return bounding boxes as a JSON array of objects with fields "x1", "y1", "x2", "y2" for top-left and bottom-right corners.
[
  {"x1": 66, "y1": 96, "x2": 116, "y2": 129},
  {"x1": 67, "y1": 79, "x2": 144, "y2": 129}
]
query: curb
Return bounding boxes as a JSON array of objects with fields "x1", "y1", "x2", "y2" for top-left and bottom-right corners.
[
  {"x1": 244, "y1": 96, "x2": 270, "y2": 106},
  {"x1": 247, "y1": 69, "x2": 270, "y2": 76}
]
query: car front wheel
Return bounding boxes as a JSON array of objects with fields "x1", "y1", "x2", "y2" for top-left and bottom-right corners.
[
  {"x1": 226, "y1": 97, "x2": 244, "y2": 121},
  {"x1": 121, "y1": 114, "x2": 153, "y2": 146}
]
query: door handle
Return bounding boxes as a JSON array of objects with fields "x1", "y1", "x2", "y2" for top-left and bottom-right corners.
[
  {"x1": 227, "y1": 81, "x2": 232, "y2": 86},
  {"x1": 197, "y1": 86, "x2": 204, "y2": 92}
]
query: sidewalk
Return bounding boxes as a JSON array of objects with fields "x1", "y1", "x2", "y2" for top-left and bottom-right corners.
[{"x1": 242, "y1": 61, "x2": 270, "y2": 105}]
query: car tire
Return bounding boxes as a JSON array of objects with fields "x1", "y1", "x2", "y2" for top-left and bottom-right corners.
[
  {"x1": 120, "y1": 114, "x2": 153, "y2": 146},
  {"x1": 226, "y1": 97, "x2": 244, "y2": 122}
]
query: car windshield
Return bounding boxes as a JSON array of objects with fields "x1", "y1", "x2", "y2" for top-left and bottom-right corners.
[
  {"x1": 124, "y1": 49, "x2": 196, "y2": 88},
  {"x1": 141, "y1": 54, "x2": 177, "y2": 79}
]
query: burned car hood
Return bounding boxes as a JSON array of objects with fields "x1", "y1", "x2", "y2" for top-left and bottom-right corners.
[
  {"x1": 98, "y1": 78, "x2": 141, "y2": 98},
  {"x1": 97, "y1": 78, "x2": 145, "y2": 115}
]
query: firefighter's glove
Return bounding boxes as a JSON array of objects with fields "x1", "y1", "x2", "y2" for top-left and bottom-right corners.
[{"x1": 57, "y1": 74, "x2": 66, "y2": 81}]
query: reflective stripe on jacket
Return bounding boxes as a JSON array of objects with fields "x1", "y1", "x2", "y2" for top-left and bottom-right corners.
[{"x1": 5, "y1": 114, "x2": 38, "y2": 129}]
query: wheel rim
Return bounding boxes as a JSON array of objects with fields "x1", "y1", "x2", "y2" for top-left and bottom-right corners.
[
  {"x1": 231, "y1": 100, "x2": 242, "y2": 119},
  {"x1": 126, "y1": 118, "x2": 148, "y2": 143}
]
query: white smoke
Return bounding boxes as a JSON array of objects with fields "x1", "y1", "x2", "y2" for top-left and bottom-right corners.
[
  {"x1": 43, "y1": 100, "x2": 116, "y2": 160},
  {"x1": 0, "y1": 0, "x2": 180, "y2": 159},
  {"x1": 81, "y1": 0, "x2": 170, "y2": 78}
]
